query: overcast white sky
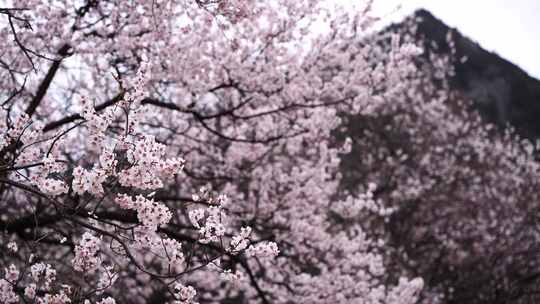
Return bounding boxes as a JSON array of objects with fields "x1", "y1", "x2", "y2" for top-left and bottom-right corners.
[{"x1": 362, "y1": 0, "x2": 540, "y2": 79}]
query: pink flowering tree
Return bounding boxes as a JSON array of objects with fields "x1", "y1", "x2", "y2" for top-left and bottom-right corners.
[
  {"x1": 336, "y1": 18, "x2": 540, "y2": 303},
  {"x1": 0, "y1": 1, "x2": 425, "y2": 303}
]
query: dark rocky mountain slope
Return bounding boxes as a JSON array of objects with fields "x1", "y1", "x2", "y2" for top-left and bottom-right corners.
[{"x1": 407, "y1": 9, "x2": 540, "y2": 140}]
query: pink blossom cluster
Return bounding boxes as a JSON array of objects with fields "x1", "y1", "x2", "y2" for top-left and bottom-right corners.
[
  {"x1": 0, "y1": 265, "x2": 19, "y2": 304},
  {"x1": 245, "y1": 242, "x2": 280, "y2": 259},
  {"x1": 29, "y1": 155, "x2": 69, "y2": 196},
  {"x1": 30, "y1": 262, "x2": 56, "y2": 289},
  {"x1": 228, "y1": 226, "x2": 252, "y2": 253},
  {"x1": 172, "y1": 283, "x2": 198, "y2": 304},
  {"x1": 116, "y1": 194, "x2": 172, "y2": 230},
  {"x1": 72, "y1": 232, "x2": 102, "y2": 273},
  {"x1": 189, "y1": 205, "x2": 227, "y2": 244},
  {"x1": 93, "y1": 297, "x2": 116, "y2": 304},
  {"x1": 120, "y1": 135, "x2": 185, "y2": 190}
]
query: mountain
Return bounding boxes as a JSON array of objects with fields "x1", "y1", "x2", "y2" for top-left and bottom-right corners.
[{"x1": 402, "y1": 9, "x2": 540, "y2": 140}]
